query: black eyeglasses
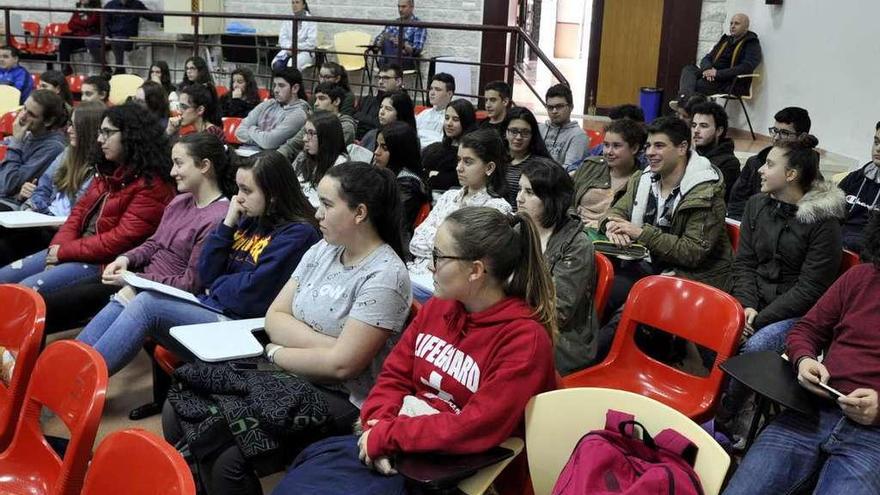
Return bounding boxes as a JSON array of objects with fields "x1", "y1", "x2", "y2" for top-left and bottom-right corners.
[
  {"x1": 769, "y1": 127, "x2": 797, "y2": 139},
  {"x1": 506, "y1": 128, "x2": 532, "y2": 138},
  {"x1": 432, "y1": 250, "x2": 471, "y2": 267},
  {"x1": 98, "y1": 128, "x2": 121, "y2": 139}
]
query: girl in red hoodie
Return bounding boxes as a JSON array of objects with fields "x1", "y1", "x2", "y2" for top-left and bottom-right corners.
[
  {"x1": 0, "y1": 103, "x2": 175, "y2": 296},
  {"x1": 273, "y1": 206, "x2": 558, "y2": 495}
]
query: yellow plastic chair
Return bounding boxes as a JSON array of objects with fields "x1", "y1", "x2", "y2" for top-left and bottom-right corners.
[
  {"x1": 525, "y1": 388, "x2": 730, "y2": 495},
  {"x1": 109, "y1": 74, "x2": 145, "y2": 105},
  {"x1": 0, "y1": 86, "x2": 22, "y2": 116},
  {"x1": 332, "y1": 31, "x2": 372, "y2": 73},
  {"x1": 832, "y1": 171, "x2": 849, "y2": 185},
  {"x1": 457, "y1": 437, "x2": 524, "y2": 495}
]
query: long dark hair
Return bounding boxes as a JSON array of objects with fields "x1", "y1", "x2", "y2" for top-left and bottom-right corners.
[
  {"x1": 378, "y1": 121, "x2": 423, "y2": 177},
  {"x1": 40, "y1": 70, "x2": 73, "y2": 107},
  {"x1": 176, "y1": 132, "x2": 238, "y2": 197},
  {"x1": 180, "y1": 56, "x2": 214, "y2": 87},
  {"x1": 180, "y1": 83, "x2": 217, "y2": 127},
  {"x1": 382, "y1": 90, "x2": 416, "y2": 129},
  {"x1": 507, "y1": 106, "x2": 552, "y2": 159},
  {"x1": 100, "y1": 103, "x2": 173, "y2": 183},
  {"x1": 240, "y1": 151, "x2": 317, "y2": 228},
  {"x1": 446, "y1": 207, "x2": 557, "y2": 339},
  {"x1": 442, "y1": 98, "x2": 477, "y2": 146},
  {"x1": 326, "y1": 162, "x2": 405, "y2": 259},
  {"x1": 520, "y1": 158, "x2": 574, "y2": 230},
  {"x1": 55, "y1": 100, "x2": 104, "y2": 198},
  {"x1": 226, "y1": 67, "x2": 260, "y2": 105},
  {"x1": 150, "y1": 61, "x2": 176, "y2": 95},
  {"x1": 459, "y1": 128, "x2": 508, "y2": 198},
  {"x1": 296, "y1": 111, "x2": 347, "y2": 188},
  {"x1": 138, "y1": 80, "x2": 169, "y2": 121}
]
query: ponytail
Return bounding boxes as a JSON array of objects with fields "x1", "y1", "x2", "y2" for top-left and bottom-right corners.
[
  {"x1": 177, "y1": 132, "x2": 238, "y2": 197},
  {"x1": 446, "y1": 207, "x2": 558, "y2": 341},
  {"x1": 777, "y1": 133, "x2": 820, "y2": 191}
]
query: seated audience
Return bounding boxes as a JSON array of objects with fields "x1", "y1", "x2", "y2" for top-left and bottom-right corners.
[
  {"x1": 78, "y1": 151, "x2": 320, "y2": 375},
  {"x1": 372, "y1": 0, "x2": 426, "y2": 70},
  {"x1": 505, "y1": 106, "x2": 555, "y2": 208},
  {"x1": 38, "y1": 70, "x2": 74, "y2": 110},
  {"x1": 279, "y1": 83, "x2": 356, "y2": 159},
  {"x1": 164, "y1": 161, "x2": 411, "y2": 495},
  {"x1": 837, "y1": 121, "x2": 880, "y2": 253},
  {"x1": 601, "y1": 117, "x2": 732, "y2": 310},
  {"x1": 415, "y1": 72, "x2": 454, "y2": 147},
  {"x1": 673, "y1": 13, "x2": 761, "y2": 103},
  {"x1": 219, "y1": 67, "x2": 260, "y2": 118},
  {"x1": 272, "y1": 206, "x2": 557, "y2": 495},
  {"x1": 517, "y1": 159, "x2": 598, "y2": 374},
  {"x1": 134, "y1": 80, "x2": 170, "y2": 129},
  {"x1": 728, "y1": 107, "x2": 811, "y2": 219},
  {"x1": 690, "y1": 101, "x2": 740, "y2": 201},
  {"x1": 671, "y1": 94, "x2": 708, "y2": 123},
  {"x1": 408, "y1": 128, "x2": 512, "y2": 283},
  {"x1": 574, "y1": 117, "x2": 646, "y2": 229},
  {"x1": 0, "y1": 45, "x2": 33, "y2": 103},
  {"x1": 539, "y1": 83, "x2": 588, "y2": 170},
  {"x1": 272, "y1": 0, "x2": 316, "y2": 71},
  {"x1": 81, "y1": 75, "x2": 110, "y2": 103},
  {"x1": 166, "y1": 83, "x2": 223, "y2": 142},
  {"x1": 585, "y1": 104, "x2": 644, "y2": 159},
  {"x1": 354, "y1": 63, "x2": 403, "y2": 139},
  {"x1": 0, "y1": 101, "x2": 103, "y2": 265},
  {"x1": 0, "y1": 90, "x2": 68, "y2": 211},
  {"x1": 718, "y1": 134, "x2": 845, "y2": 439},
  {"x1": 317, "y1": 62, "x2": 355, "y2": 115},
  {"x1": 176, "y1": 56, "x2": 219, "y2": 121},
  {"x1": 293, "y1": 111, "x2": 350, "y2": 206},
  {"x1": 479, "y1": 80, "x2": 512, "y2": 136},
  {"x1": 423, "y1": 98, "x2": 477, "y2": 198},
  {"x1": 0, "y1": 103, "x2": 176, "y2": 295},
  {"x1": 373, "y1": 121, "x2": 430, "y2": 239},
  {"x1": 149, "y1": 61, "x2": 178, "y2": 104},
  {"x1": 723, "y1": 214, "x2": 880, "y2": 495},
  {"x1": 360, "y1": 90, "x2": 416, "y2": 152},
  {"x1": 75, "y1": 133, "x2": 235, "y2": 372},
  {"x1": 59, "y1": 0, "x2": 102, "y2": 76},
  {"x1": 103, "y1": 0, "x2": 163, "y2": 74},
  {"x1": 235, "y1": 68, "x2": 310, "y2": 151}
]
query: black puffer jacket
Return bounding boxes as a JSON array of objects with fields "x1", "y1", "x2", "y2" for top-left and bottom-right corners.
[
  {"x1": 727, "y1": 145, "x2": 770, "y2": 220},
  {"x1": 733, "y1": 181, "x2": 846, "y2": 330},
  {"x1": 697, "y1": 137, "x2": 741, "y2": 202}
]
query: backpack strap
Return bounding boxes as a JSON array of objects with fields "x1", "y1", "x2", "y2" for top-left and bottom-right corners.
[
  {"x1": 604, "y1": 409, "x2": 636, "y2": 437},
  {"x1": 654, "y1": 429, "x2": 699, "y2": 466}
]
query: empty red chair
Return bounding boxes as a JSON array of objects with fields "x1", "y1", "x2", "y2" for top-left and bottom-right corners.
[
  {"x1": 593, "y1": 252, "x2": 614, "y2": 322},
  {"x1": 725, "y1": 220, "x2": 740, "y2": 252},
  {"x1": 586, "y1": 129, "x2": 604, "y2": 148},
  {"x1": 29, "y1": 22, "x2": 69, "y2": 55},
  {"x1": 840, "y1": 249, "x2": 860, "y2": 275},
  {"x1": 0, "y1": 111, "x2": 15, "y2": 136},
  {"x1": 18, "y1": 21, "x2": 43, "y2": 53},
  {"x1": 0, "y1": 340, "x2": 108, "y2": 495},
  {"x1": 215, "y1": 85, "x2": 229, "y2": 97},
  {"x1": 80, "y1": 429, "x2": 195, "y2": 495},
  {"x1": 67, "y1": 74, "x2": 86, "y2": 94},
  {"x1": 258, "y1": 88, "x2": 270, "y2": 101},
  {"x1": 223, "y1": 117, "x2": 243, "y2": 145},
  {"x1": 0, "y1": 285, "x2": 46, "y2": 451},
  {"x1": 562, "y1": 275, "x2": 744, "y2": 423}
]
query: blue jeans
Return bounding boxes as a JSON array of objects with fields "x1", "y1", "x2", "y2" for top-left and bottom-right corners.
[
  {"x1": 76, "y1": 291, "x2": 227, "y2": 375},
  {"x1": 0, "y1": 249, "x2": 100, "y2": 295},
  {"x1": 723, "y1": 406, "x2": 880, "y2": 494}
]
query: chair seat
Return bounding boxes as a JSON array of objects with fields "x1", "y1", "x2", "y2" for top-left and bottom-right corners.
[{"x1": 154, "y1": 346, "x2": 182, "y2": 375}]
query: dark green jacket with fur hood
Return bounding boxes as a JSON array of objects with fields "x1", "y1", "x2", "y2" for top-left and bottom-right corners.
[{"x1": 601, "y1": 152, "x2": 733, "y2": 290}]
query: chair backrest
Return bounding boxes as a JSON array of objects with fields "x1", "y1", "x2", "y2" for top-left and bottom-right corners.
[
  {"x1": 414, "y1": 202, "x2": 431, "y2": 228},
  {"x1": 257, "y1": 87, "x2": 270, "y2": 101},
  {"x1": 109, "y1": 74, "x2": 145, "y2": 105},
  {"x1": 40, "y1": 23, "x2": 70, "y2": 51},
  {"x1": 222, "y1": 117, "x2": 243, "y2": 144},
  {"x1": 215, "y1": 85, "x2": 229, "y2": 97},
  {"x1": 525, "y1": 388, "x2": 730, "y2": 495},
  {"x1": 81, "y1": 429, "x2": 196, "y2": 495},
  {"x1": 67, "y1": 74, "x2": 86, "y2": 94},
  {"x1": 840, "y1": 249, "x2": 861, "y2": 275},
  {"x1": 333, "y1": 31, "x2": 372, "y2": 71},
  {"x1": 586, "y1": 129, "x2": 603, "y2": 148},
  {"x1": 0, "y1": 340, "x2": 108, "y2": 495},
  {"x1": 607, "y1": 275, "x2": 744, "y2": 411},
  {"x1": 0, "y1": 111, "x2": 15, "y2": 136},
  {"x1": 0, "y1": 285, "x2": 46, "y2": 451},
  {"x1": 20, "y1": 21, "x2": 42, "y2": 50},
  {"x1": 725, "y1": 219, "x2": 740, "y2": 252},
  {"x1": 593, "y1": 252, "x2": 613, "y2": 321},
  {"x1": 0, "y1": 86, "x2": 22, "y2": 115}
]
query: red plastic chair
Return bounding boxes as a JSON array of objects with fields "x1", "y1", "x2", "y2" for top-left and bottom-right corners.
[
  {"x1": 67, "y1": 74, "x2": 86, "y2": 94},
  {"x1": 32, "y1": 73, "x2": 41, "y2": 88},
  {"x1": 0, "y1": 144, "x2": 7, "y2": 161},
  {"x1": 593, "y1": 252, "x2": 614, "y2": 322},
  {"x1": 414, "y1": 202, "x2": 431, "y2": 228},
  {"x1": 0, "y1": 340, "x2": 108, "y2": 495},
  {"x1": 562, "y1": 275, "x2": 744, "y2": 423},
  {"x1": 222, "y1": 117, "x2": 243, "y2": 145},
  {"x1": 258, "y1": 88, "x2": 270, "y2": 101},
  {"x1": 586, "y1": 129, "x2": 604, "y2": 148},
  {"x1": 215, "y1": 85, "x2": 229, "y2": 97},
  {"x1": 80, "y1": 429, "x2": 195, "y2": 495},
  {"x1": 414, "y1": 105, "x2": 428, "y2": 115},
  {"x1": 0, "y1": 285, "x2": 46, "y2": 452},
  {"x1": 19, "y1": 21, "x2": 43, "y2": 53},
  {"x1": 840, "y1": 249, "x2": 860, "y2": 275},
  {"x1": 0, "y1": 111, "x2": 16, "y2": 136},
  {"x1": 725, "y1": 220, "x2": 740, "y2": 253},
  {"x1": 475, "y1": 110, "x2": 488, "y2": 122},
  {"x1": 29, "y1": 22, "x2": 69, "y2": 55}
]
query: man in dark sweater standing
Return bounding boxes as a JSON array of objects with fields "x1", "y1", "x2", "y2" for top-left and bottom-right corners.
[
  {"x1": 724, "y1": 214, "x2": 880, "y2": 494},
  {"x1": 672, "y1": 13, "x2": 761, "y2": 105},
  {"x1": 690, "y1": 101, "x2": 740, "y2": 202}
]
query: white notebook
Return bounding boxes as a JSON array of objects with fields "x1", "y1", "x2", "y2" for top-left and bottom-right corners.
[
  {"x1": 122, "y1": 272, "x2": 202, "y2": 305},
  {"x1": 170, "y1": 318, "x2": 267, "y2": 362},
  {"x1": 0, "y1": 211, "x2": 67, "y2": 228}
]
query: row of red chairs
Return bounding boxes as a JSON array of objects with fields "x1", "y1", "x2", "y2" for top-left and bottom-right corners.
[
  {"x1": 0, "y1": 285, "x2": 194, "y2": 494},
  {"x1": 9, "y1": 21, "x2": 68, "y2": 57}
]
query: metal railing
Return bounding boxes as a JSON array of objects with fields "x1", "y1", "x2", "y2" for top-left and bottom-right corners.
[{"x1": 2, "y1": 5, "x2": 569, "y2": 105}]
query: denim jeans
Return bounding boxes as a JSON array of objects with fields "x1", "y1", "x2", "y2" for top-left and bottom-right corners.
[
  {"x1": 77, "y1": 291, "x2": 227, "y2": 375},
  {"x1": 0, "y1": 249, "x2": 100, "y2": 295},
  {"x1": 723, "y1": 406, "x2": 880, "y2": 495}
]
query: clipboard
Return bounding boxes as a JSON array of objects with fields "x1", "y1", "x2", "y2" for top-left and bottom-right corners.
[{"x1": 170, "y1": 317, "x2": 267, "y2": 362}]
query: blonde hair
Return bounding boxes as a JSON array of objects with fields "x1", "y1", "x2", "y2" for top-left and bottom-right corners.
[{"x1": 54, "y1": 101, "x2": 104, "y2": 198}]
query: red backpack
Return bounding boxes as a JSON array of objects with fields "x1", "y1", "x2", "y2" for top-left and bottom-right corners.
[{"x1": 552, "y1": 409, "x2": 704, "y2": 495}]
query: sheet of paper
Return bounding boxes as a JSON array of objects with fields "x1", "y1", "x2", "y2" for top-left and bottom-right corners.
[
  {"x1": 0, "y1": 211, "x2": 67, "y2": 228},
  {"x1": 122, "y1": 271, "x2": 202, "y2": 305}
]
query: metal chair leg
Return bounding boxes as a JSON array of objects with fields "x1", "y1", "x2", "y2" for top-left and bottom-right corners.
[{"x1": 739, "y1": 97, "x2": 756, "y2": 140}]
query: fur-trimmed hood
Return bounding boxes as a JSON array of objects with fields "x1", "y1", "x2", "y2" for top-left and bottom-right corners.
[{"x1": 796, "y1": 180, "x2": 847, "y2": 224}]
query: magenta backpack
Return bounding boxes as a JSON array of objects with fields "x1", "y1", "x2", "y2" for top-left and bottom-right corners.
[{"x1": 552, "y1": 409, "x2": 704, "y2": 495}]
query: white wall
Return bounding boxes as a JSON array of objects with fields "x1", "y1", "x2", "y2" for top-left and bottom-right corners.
[{"x1": 704, "y1": 0, "x2": 879, "y2": 164}]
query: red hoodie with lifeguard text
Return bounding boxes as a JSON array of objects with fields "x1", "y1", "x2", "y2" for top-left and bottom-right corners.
[{"x1": 361, "y1": 296, "x2": 557, "y2": 490}]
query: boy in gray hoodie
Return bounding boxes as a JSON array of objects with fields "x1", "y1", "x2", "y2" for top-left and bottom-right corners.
[
  {"x1": 538, "y1": 84, "x2": 588, "y2": 170},
  {"x1": 0, "y1": 90, "x2": 68, "y2": 210},
  {"x1": 235, "y1": 67, "x2": 311, "y2": 152}
]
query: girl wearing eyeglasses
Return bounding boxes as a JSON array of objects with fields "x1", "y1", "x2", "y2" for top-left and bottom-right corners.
[
  {"x1": 504, "y1": 106, "x2": 554, "y2": 209},
  {"x1": 294, "y1": 111, "x2": 350, "y2": 207}
]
